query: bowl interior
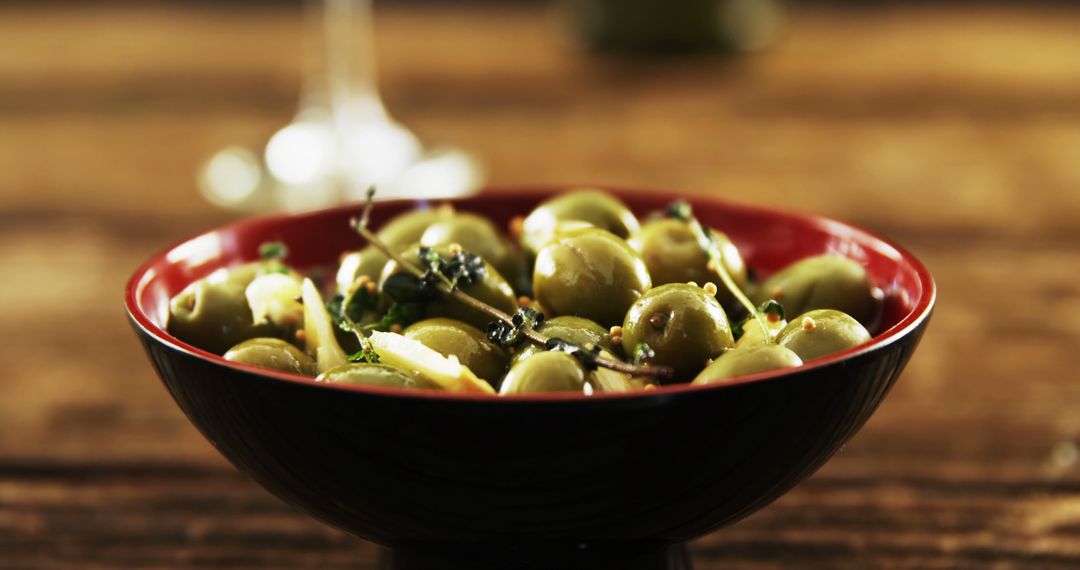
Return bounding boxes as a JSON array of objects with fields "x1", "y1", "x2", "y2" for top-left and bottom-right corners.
[{"x1": 129, "y1": 187, "x2": 931, "y2": 391}]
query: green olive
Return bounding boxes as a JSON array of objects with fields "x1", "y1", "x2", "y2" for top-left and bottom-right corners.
[
  {"x1": 691, "y1": 344, "x2": 802, "y2": 385},
  {"x1": 521, "y1": 190, "x2": 640, "y2": 255},
  {"x1": 403, "y1": 318, "x2": 509, "y2": 385},
  {"x1": 775, "y1": 309, "x2": 872, "y2": 361},
  {"x1": 336, "y1": 246, "x2": 390, "y2": 294},
  {"x1": 511, "y1": 316, "x2": 613, "y2": 367},
  {"x1": 380, "y1": 245, "x2": 518, "y2": 330},
  {"x1": 224, "y1": 338, "x2": 317, "y2": 376},
  {"x1": 587, "y1": 353, "x2": 635, "y2": 392},
  {"x1": 533, "y1": 228, "x2": 652, "y2": 328},
  {"x1": 499, "y1": 351, "x2": 588, "y2": 395},
  {"x1": 622, "y1": 283, "x2": 734, "y2": 381},
  {"x1": 376, "y1": 205, "x2": 454, "y2": 250},
  {"x1": 630, "y1": 219, "x2": 747, "y2": 307},
  {"x1": 753, "y1": 255, "x2": 878, "y2": 326},
  {"x1": 316, "y1": 362, "x2": 425, "y2": 389},
  {"x1": 419, "y1": 212, "x2": 517, "y2": 279},
  {"x1": 168, "y1": 279, "x2": 275, "y2": 355},
  {"x1": 501, "y1": 245, "x2": 535, "y2": 298}
]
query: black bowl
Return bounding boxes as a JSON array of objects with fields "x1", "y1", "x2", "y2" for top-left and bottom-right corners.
[{"x1": 126, "y1": 187, "x2": 934, "y2": 569}]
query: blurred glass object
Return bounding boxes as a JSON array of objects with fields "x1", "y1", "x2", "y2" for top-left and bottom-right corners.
[
  {"x1": 201, "y1": 0, "x2": 483, "y2": 213},
  {"x1": 564, "y1": 0, "x2": 785, "y2": 54}
]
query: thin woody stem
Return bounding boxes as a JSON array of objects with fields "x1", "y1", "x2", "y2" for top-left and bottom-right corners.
[
  {"x1": 681, "y1": 208, "x2": 771, "y2": 342},
  {"x1": 352, "y1": 188, "x2": 673, "y2": 380}
]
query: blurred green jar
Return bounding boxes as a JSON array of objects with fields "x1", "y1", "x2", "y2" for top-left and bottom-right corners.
[{"x1": 563, "y1": 0, "x2": 785, "y2": 53}]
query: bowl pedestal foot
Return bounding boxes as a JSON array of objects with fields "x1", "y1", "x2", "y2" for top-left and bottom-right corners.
[{"x1": 376, "y1": 542, "x2": 692, "y2": 570}]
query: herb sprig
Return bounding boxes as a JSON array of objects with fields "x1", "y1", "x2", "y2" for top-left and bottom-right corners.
[{"x1": 351, "y1": 187, "x2": 673, "y2": 381}]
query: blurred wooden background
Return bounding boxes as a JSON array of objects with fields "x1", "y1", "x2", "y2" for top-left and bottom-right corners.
[{"x1": 2, "y1": 2, "x2": 1079, "y2": 568}]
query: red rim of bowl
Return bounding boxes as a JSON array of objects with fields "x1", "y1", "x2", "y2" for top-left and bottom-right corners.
[{"x1": 125, "y1": 187, "x2": 936, "y2": 403}]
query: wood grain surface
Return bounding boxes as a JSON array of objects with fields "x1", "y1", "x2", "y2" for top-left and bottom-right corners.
[{"x1": 1, "y1": 3, "x2": 1078, "y2": 568}]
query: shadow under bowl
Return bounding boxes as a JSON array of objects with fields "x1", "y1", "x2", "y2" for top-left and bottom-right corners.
[{"x1": 126, "y1": 187, "x2": 934, "y2": 570}]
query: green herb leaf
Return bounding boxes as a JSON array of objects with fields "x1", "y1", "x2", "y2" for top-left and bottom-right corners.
[
  {"x1": 486, "y1": 307, "x2": 545, "y2": 348},
  {"x1": 417, "y1": 246, "x2": 487, "y2": 291},
  {"x1": 665, "y1": 200, "x2": 693, "y2": 221},
  {"x1": 258, "y1": 241, "x2": 289, "y2": 261},
  {"x1": 758, "y1": 299, "x2": 785, "y2": 321},
  {"x1": 382, "y1": 272, "x2": 438, "y2": 305},
  {"x1": 546, "y1": 337, "x2": 602, "y2": 371},
  {"x1": 346, "y1": 342, "x2": 380, "y2": 364},
  {"x1": 731, "y1": 319, "x2": 745, "y2": 341},
  {"x1": 631, "y1": 342, "x2": 656, "y2": 365},
  {"x1": 363, "y1": 302, "x2": 425, "y2": 332}
]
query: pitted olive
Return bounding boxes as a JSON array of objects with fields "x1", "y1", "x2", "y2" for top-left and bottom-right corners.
[
  {"x1": 168, "y1": 279, "x2": 275, "y2": 355},
  {"x1": 533, "y1": 228, "x2": 651, "y2": 327},
  {"x1": 691, "y1": 344, "x2": 802, "y2": 385},
  {"x1": 511, "y1": 316, "x2": 613, "y2": 367},
  {"x1": 520, "y1": 190, "x2": 640, "y2": 255},
  {"x1": 316, "y1": 362, "x2": 425, "y2": 389},
  {"x1": 403, "y1": 318, "x2": 509, "y2": 386},
  {"x1": 376, "y1": 205, "x2": 454, "y2": 249},
  {"x1": 224, "y1": 338, "x2": 317, "y2": 376},
  {"x1": 419, "y1": 212, "x2": 517, "y2": 279},
  {"x1": 775, "y1": 309, "x2": 871, "y2": 361},
  {"x1": 336, "y1": 246, "x2": 390, "y2": 294},
  {"x1": 753, "y1": 255, "x2": 878, "y2": 326},
  {"x1": 621, "y1": 283, "x2": 734, "y2": 381},
  {"x1": 630, "y1": 219, "x2": 746, "y2": 306},
  {"x1": 499, "y1": 351, "x2": 588, "y2": 395}
]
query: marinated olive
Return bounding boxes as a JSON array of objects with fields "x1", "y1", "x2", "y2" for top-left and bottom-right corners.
[
  {"x1": 520, "y1": 190, "x2": 640, "y2": 255},
  {"x1": 533, "y1": 228, "x2": 652, "y2": 327},
  {"x1": 224, "y1": 338, "x2": 317, "y2": 376},
  {"x1": 245, "y1": 272, "x2": 304, "y2": 330},
  {"x1": 630, "y1": 219, "x2": 747, "y2": 306},
  {"x1": 316, "y1": 362, "x2": 425, "y2": 389},
  {"x1": 403, "y1": 318, "x2": 509, "y2": 386},
  {"x1": 622, "y1": 283, "x2": 734, "y2": 381},
  {"x1": 499, "y1": 351, "x2": 588, "y2": 395},
  {"x1": 204, "y1": 261, "x2": 278, "y2": 288},
  {"x1": 336, "y1": 246, "x2": 390, "y2": 294},
  {"x1": 380, "y1": 245, "x2": 518, "y2": 330},
  {"x1": 691, "y1": 344, "x2": 802, "y2": 385},
  {"x1": 775, "y1": 309, "x2": 871, "y2": 361},
  {"x1": 168, "y1": 279, "x2": 275, "y2": 355},
  {"x1": 419, "y1": 212, "x2": 517, "y2": 279},
  {"x1": 376, "y1": 205, "x2": 454, "y2": 249},
  {"x1": 587, "y1": 352, "x2": 634, "y2": 392},
  {"x1": 511, "y1": 316, "x2": 613, "y2": 367},
  {"x1": 754, "y1": 255, "x2": 878, "y2": 326}
]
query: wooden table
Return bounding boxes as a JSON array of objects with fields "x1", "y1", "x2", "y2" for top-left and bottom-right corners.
[{"x1": 2, "y1": 3, "x2": 1079, "y2": 568}]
